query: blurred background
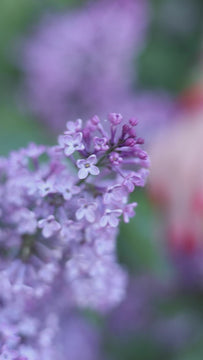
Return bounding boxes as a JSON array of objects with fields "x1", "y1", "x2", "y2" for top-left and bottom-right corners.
[{"x1": 1, "y1": 0, "x2": 203, "y2": 359}]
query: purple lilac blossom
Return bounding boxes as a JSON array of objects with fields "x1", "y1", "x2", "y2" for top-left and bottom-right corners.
[
  {"x1": 23, "y1": 0, "x2": 148, "y2": 131},
  {"x1": 0, "y1": 277, "x2": 199, "y2": 359},
  {"x1": 0, "y1": 113, "x2": 149, "y2": 312},
  {"x1": 60, "y1": 132, "x2": 85, "y2": 157},
  {"x1": 0, "y1": 295, "x2": 103, "y2": 360},
  {"x1": 76, "y1": 154, "x2": 100, "y2": 179}
]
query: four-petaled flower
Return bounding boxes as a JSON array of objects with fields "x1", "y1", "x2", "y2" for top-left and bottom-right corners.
[
  {"x1": 37, "y1": 178, "x2": 56, "y2": 197},
  {"x1": 77, "y1": 155, "x2": 100, "y2": 180},
  {"x1": 104, "y1": 185, "x2": 126, "y2": 204},
  {"x1": 122, "y1": 169, "x2": 148, "y2": 192},
  {"x1": 94, "y1": 137, "x2": 109, "y2": 152},
  {"x1": 123, "y1": 202, "x2": 137, "y2": 223},
  {"x1": 38, "y1": 215, "x2": 61, "y2": 238},
  {"x1": 76, "y1": 200, "x2": 97, "y2": 223},
  {"x1": 100, "y1": 209, "x2": 122, "y2": 228},
  {"x1": 22, "y1": 143, "x2": 46, "y2": 159},
  {"x1": 12, "y1": 208, "x2": 37, "y2": 235},
  {"x1": 109, "y1": 152, "x2": 123, "y2": 166},
  {"x1": 56, "y1": 178, "x2": 80, "y2": 200},
  {"x1": 60, "y1": 132, "x2": 84, "y2": 157},
  {"x1": 65, "y1": 118, "x2": 82, "y2": 134}
]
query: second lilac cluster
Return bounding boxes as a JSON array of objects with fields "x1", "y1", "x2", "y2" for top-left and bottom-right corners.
[{"x1": 23, "y1": 0, "x2": 148, "y2": 131}]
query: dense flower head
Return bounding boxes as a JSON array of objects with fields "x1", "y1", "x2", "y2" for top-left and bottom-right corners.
[
  {"x1": 0, "y1": 114, "x2": 149, "y2": 312},
  {"x1": 23, "y1": 0, "x2": 148, "y2": 130},
  {"x1": 0, "y1": 297, "x2": 103, "y2": 360},
  {"x1": 0, "y1": 112, "x2": 149, "y2": 358}
]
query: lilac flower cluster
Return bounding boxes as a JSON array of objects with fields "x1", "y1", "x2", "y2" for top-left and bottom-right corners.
[
  {"x1": 23, "y1": 0, "x2": 148, "y2": 131},
  {"x1": 0, "y1": 295, "x2": 103, "y2": 360},
  {"x1": 0, "y1": 113, "x2": 149, "y2": 358},
  {"x1": 0, "y1": 114, "x2": 149, "y2": 316}
]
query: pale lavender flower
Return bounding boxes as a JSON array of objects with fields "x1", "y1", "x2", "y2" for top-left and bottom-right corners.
[
  {"x1": 37, "y1": 178, "x2": 56, "y2": 197},
  {"x1": 100, "y1": 209, "x2": 123, "y2": 228},
  {"x1": 12, "y1": 209, "x2": 37, "y2": 235},
  {"x1": 75, "y1": 200, "x2": 97, "y2": 223},
  {"x1": 61, "y1": 132, "x2": 85, "y2": 157},
  {"x1": 22, "y1": 143, "x2": 46, "y2": 159},
  {"x1": 55, "y1": 178, "x2": 80, "y2": 201},
  {"x1": 60, "y1": 220, "x2": 83, "y2": 244},
  {"x1": 77, "y1": 155, "x2": 100, "y2": 179},
  {"x1": 123, "y1": 203, "x2": 137, "y2": 223},
  {"x1": 66, "y1": 246, "x2": 127, "y2": 311},
  {"x1": 123, "y1": 169, "x2": 149, "y2": 192},
  {"x1": 66, "y1": 119, "x2": 83, "y2": 134},
  {"x1": 104, "y1": 185, "x2": 127, "y2": 204},
  {"x1": 50, "y1": 313, "x2": 103, "y2": 360},
  {"x1": 38, "y1": 215, "x2": 61, "y2": 238}
]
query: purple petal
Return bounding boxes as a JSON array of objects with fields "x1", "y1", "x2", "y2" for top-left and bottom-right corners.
[
  {"x1": 42, "y1": 226, "x2": 52, "y2": 238},
  {"x1": 38, "y1": 219, "x2": 45, "y2": 228},
  {"x1": 109, "y1": 214, "x2": 119, "y2": 227},
  {"x1": 64, "y1": 146, "x2": 74, "y2": 157},
  {"x1": 86, "y1": 209, "x2": 95, "y2": 223},
  {"x1": 76, "y1": 207, "x2": 85, "y2": 220},
  {"x1": 89, "y1": 165, "x2": 100, "y2": 176},
  {"x1": 63, "y1": 134, "x2": 73, "y2": 145},
  {"x1": 88, "y1": 154, "x2": 97, "y2": 165},
  {"x1": 75, "y1": 132, "x2": 83, "y2": 142},
  {"x1": 77, "y1": 159, "x2": 86, "y2": 168},
  {"x1": 78, "y1": 168, "x2": 88, "y2": 179},
  {"x1": 100, "y1": 216, "x2": 108, "y2": 227}
]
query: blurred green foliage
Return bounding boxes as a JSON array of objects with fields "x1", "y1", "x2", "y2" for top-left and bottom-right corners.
[
  {"x1": 137, "y1": 0, "x2": 203, "y2": 92},
  {"x1": 117, "y1": 188, "x2": 167, "y2": 274},
  {"x1": 0, "y1": 0, "x2": 85, "y2": 154}
]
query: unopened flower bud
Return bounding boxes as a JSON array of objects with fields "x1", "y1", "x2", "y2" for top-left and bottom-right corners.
[
  {"x1": 129, "y1": 118, "x2": 138, "y2": 126},
  {"x1": 108, "y1": 113, "x2": 123, "y2": 125}
]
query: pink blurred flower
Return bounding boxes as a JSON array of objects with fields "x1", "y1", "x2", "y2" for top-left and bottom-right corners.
[{"x1": 150, "y1": 112, "x2": 203, "y2": 289}]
